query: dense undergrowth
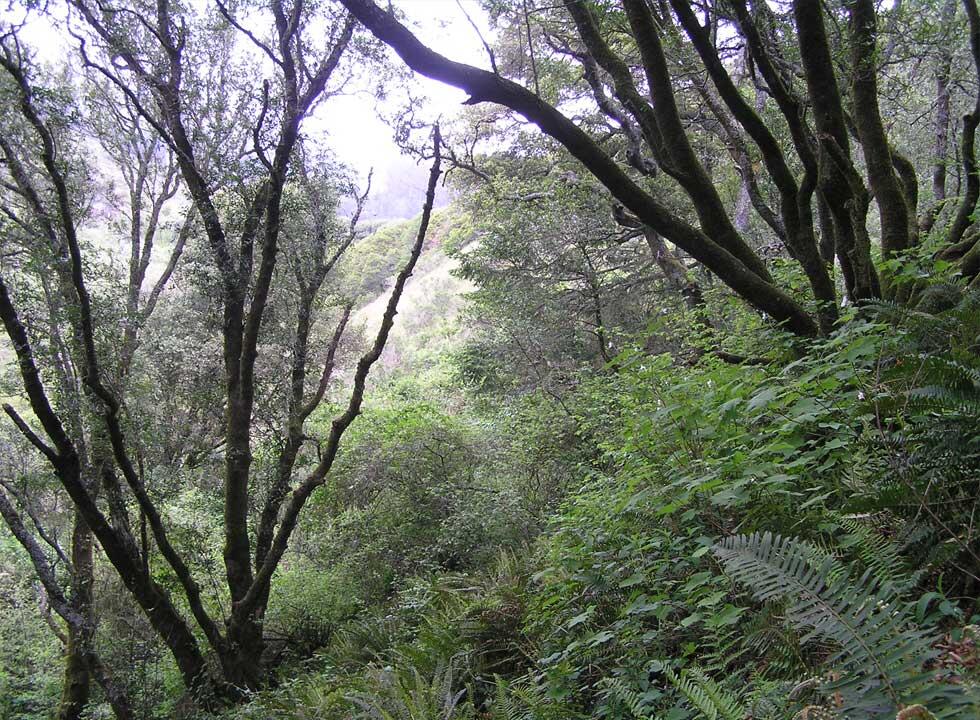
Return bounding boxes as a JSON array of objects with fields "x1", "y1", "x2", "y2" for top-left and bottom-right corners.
[
  {"x1": 4, "y1": 211, "x2": 980, "y2": 718},
  {"x1": 216, "y1": 287, "x2": 980, "y2": 720}
]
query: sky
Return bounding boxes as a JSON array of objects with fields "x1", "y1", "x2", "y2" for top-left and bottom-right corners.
[
  {"x1": 2, "y1": 0, "x2": 496, "y2": 213},
  {"x1": 317, "y1": 1, "x2": 495, "y2": 175},
  {"x1": 313, "y1": 1, "x2": 497, "y2": 214}
]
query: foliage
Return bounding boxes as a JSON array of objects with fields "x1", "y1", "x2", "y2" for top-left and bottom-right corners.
[
  {"x1": 714, "y1": 531, "x2": 969, "y2": 717},
  {"x1": 0, "y1": 539, "x2": 62, "y2": 720},
  {"x1": 348, "y1": 661, "x2": 473, "y2": 720},
  {"x1": 4, "y1": 0, "x2": 980, "y2": 714},
  {"x1": 215, "y1": 290, "x2": 977, "y2": 720}
]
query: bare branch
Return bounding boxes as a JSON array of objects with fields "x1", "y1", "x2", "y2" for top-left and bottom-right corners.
[
  {"x1": 239, "y1": 124, "x2": 444, "y2": 618},
  {"x1": 215, "y1": 0, "x2": 283, "y2": 68},
  {"x1": 0, "y1": 477, "x2": 70, "y2": 568},
  {"x1": 456, "y1": 0, "x2": 498, "y2": 73},
  {"x1": 299, "y1": 305, "x2": 353, "y2": 421}
]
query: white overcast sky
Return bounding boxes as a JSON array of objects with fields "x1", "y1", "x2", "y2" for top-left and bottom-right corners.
[
  {"x1": 319, "y1": 1, "x2": 496, "y2": 176},
  {"x1": 4, "y1": 1, "x2": 496, "y2": 192}
]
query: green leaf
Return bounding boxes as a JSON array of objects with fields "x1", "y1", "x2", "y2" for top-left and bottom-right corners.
[{"x1": 747, "y1": 388, "x2": 777, "y2": 412}]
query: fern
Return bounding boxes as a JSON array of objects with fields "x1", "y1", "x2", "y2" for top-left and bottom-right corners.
[
  {"x1": 713, "y1": 532, "x2": 970, "y2": 718},
  {"x1": 603, "y1": 676, "x2": 654, "y2": 719},
  {"x1": 489, "y1": 678, "x2": 531, "y2": 720},
  {"x1": 867, "y1": 317, "x2": 980, "y2": 585},
  {"x1": 327, "y1": 613, "x2": 403, "y2": 669},
  {"x1": 348, "y1": 660, "x2": 471, "y2": 720},
  {"x1": 712, "y1": 603, "x2": 808, "y2": 679},
  {"x1": 871, "y1": 289, "x2": 980, "y2": 352},
  {"x1": 833, "y1": 514, "x2": 924, "y2": 592},
  {"x1": 701, "y1": 623, "x2": 758, "y2": 676},
  {"x1": 905, "y1": 356, "x2": 980, "y2": 416},
  {"x1": 662, "y1": 666, "x2": 746, "y2": 720},
  {"x1": 487, "y1": 676, "x2": 582, "y2": 720},
  {"x1": 602, "y1": 671, "x2": 746, "y2": 720}
]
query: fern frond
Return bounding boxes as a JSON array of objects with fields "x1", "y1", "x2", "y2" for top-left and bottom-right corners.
[
  {"x1": 900, "y1": 355, "x2": 980, "y2": 417},
  {"x1": 348, "y1": 659, "x2": 472, "y2": 720},
  {"x1": 662, "y1": 666, "x2": 745, "y2": 720},
  {"x1": 490, "y1": 678, "x2": 530, "y2": 720},
  {"x1": 603, "y1": 676, "x2": 653, "y2": 719},
  {"x1": 834, "y1": 515, "x2": 921, "y2": 591},
  {"x1": 718, "y1": 603, "x2": 808, "y2": 679},
  {"x1": 713, "y1": 532, "x2": 969, "y2": 718},
  {"x1": 488, "y1": 676, "x2": 582, "y2": 720}
]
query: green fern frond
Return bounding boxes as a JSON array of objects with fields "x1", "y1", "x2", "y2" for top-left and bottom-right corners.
[
  {"x1": 662, "y1": 666, "x2": 746, "y2": 720},
  {"x1": 911, "y1": 356, "x2": 980, "y2": 392},
  {"x1": 906, "y1": 386, "x2": 980, "y2": 417},
  {"x1": 713, "y1": 532, "x2": 969, "y2": 718},
  {"x1": 719, "y1": 604, "x2": 808, "y2": 679},
  {"x1": 902, "y1": 356, "x2": 980, "y2": 416},
  {"x1": 834, "y1": 515, "x2": 921, "y2": 591},
  {"x1": 348, "y1": 659, "x2": 472, "y2": 720},
  {"x1": 603, "y1": 676, "x2": 654, "y2": 719},
  {"x1": 872, "y1": 288, "x2": 980, "y2": 348},
  {"x1": 701, "y1": 625, "x2": 755, "y2": 675},
  {"x1": 487, "y1": 676, "x2": 581, "y2": 720},
  {"x1": 489, "y1": 677, "x2": 531, "y2": 720}
]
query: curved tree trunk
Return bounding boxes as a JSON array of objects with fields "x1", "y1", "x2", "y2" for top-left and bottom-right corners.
[
  {"x1": 337, "y1": 0, "x2": 819, "y2": 336},
  {"x1": 941, "y1": 0, "x2": 980, "y2": 277},
  {"x1": 671, "y1": 0, "x2": 837, "y2": 333},
  {"x1": 794, "y1": 0, "x2": 881, "y2": 302}
]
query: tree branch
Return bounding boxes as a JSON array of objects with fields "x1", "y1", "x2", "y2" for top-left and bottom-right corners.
[
  {"x1": 2, "y1": 404, "x2": 59, "y2": 464},
  {"x1": 336, "y1": 0, "x2": 818, "y2": 335},
  {"x1": 238, "y1": 124, "x2": 444, "y2": 619}
]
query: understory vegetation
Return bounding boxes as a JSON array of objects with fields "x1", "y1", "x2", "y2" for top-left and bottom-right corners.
[
  {"x1": 212, "y1": 286, "x2": 980, "y2": 720},
  {"x1": 3, "y1": 0, "x2": 980, "y2": 718}
]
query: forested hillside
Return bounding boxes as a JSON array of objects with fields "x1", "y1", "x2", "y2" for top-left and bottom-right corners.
[{"x1": 2, "y1": 1, "x2": 980, "y2": 719}]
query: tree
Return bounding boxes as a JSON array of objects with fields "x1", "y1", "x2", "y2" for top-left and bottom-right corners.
[
  {"x1": 338, "y1": 0, "x2": 977, "y2": 335},
  {"x1": 939, "y1": 0, "x2": 980, "y2": 279},
  {"x1": 0, "y1": 44, "x2": 190, "y2": 718},
  {"x1": 449, "y1": 150, "x2": 688, "y2": 386},
  {"x1": 0, "y1": 1, "x2": 444, "y2": 709}
]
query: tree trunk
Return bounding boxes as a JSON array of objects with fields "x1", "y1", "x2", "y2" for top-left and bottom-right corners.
[
  {"x1": 794, "y1": 0, "x2": 880, "y2": 302},
  {"x1": 848, "y1": 0, "x2": 912, "y2": 296},
  {"x1": 644, "y1": 229, "x2": 705, "y2": 311},
  {"x1": 921, "y1": 0, "x2": 957, "y2": 235},
  {"x1": 57, "y1": 513, "x2": 94, "y2": 720},
  {"x1": 941, "y1": 0, "x2": 980, "y2": 272},
  {"x1": 671, "y1": 0, "x2": 837, "y2": 333}
]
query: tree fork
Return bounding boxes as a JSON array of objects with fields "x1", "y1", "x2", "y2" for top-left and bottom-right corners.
[
  {"x1": 793, "y1": 0, "x2": 881, "y2": 301},
  {"x1": 671, "y1": 0, "x2": 836, "y2": 331},
  {"x1": 233, "y1": 125, "x2": 445, "y2": 625}
]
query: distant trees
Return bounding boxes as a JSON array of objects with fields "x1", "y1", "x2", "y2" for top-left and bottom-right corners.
[
  {"x1": 0, "y1": 0, "x2": 443, "y2": 711},
  {"x1": 341, "y1": 0, "x2": 980, "y2": 336}
]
